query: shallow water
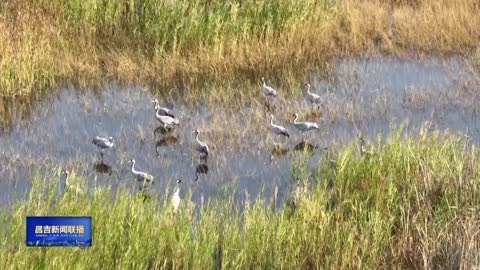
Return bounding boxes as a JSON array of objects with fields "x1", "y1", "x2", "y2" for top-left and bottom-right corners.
[{"x1": 0, "y1": 56, "x2": 479, "y2": 206}]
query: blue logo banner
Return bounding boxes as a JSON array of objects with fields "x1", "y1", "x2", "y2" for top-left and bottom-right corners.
[{"x1": 26, "y1": 216, "x2": 92, "y2": 247}]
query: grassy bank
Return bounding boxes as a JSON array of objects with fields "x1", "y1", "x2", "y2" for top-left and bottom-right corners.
[
  {"x1": 0, "y1": 132, "x2": 479, "y2": 269},
  {"x1": 1, "y1": 0, "x2": 479, "y2": 100}
]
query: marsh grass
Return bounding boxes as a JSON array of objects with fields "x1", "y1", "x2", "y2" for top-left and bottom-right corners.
[
  {"x1": 1, "y1": 0, "x2": 479, "y2": 102},
  {"x1": 0, "y1": 132, "x2": 479, "y2": 268}
]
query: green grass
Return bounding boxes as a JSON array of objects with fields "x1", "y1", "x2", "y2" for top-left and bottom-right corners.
[
  {"x1": 1, "y1": 131, "x2": 479, "y2": 269},
  {"x1": 57, "y1": 0, "x2": 333, "y2": 52},
  {"x1": 2, "y1": 0, "x2": 479, "y2": 100}
]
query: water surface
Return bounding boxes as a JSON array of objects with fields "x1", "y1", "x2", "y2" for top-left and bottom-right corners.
[{"x1": 0, "y1": 56, "x2": 478, "y2": 206}]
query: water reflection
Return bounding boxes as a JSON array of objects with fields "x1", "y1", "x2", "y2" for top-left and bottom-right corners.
[
  {"x1": 93, "y1": 161, "x2": 113, "y2": 175},
  {"x1": 293, "y1": 141, "x2": 318, "y2": 152},
  {"x1": 0, "y1": 56, "x2": 479, "y2": 206},
  {"x1": 154, "y1": 126, "x2": 174, "y2": 136},
  {"x1": 271, "y1": 146, "x2": 289, "y2": 157},
  {"x1": 194, "y1": 164, "x2": 209, "y2": 181},
  {"x1": 270, "y1": 146, "x2": 289, "y2": 163},
  {"x1": 155, "y1": 136, "x2": 179, "y2": 156}
]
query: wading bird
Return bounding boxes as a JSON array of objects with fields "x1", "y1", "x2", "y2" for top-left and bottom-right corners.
[
  {"x1": 92, "y1": 136, "x2": 114, "y2": 158},
  {"x1": 292, "y1": 113, "x2": 319, "y2": 137},
  {"x1": 172, "y1": 179, "x2": 182, "y2": 214},
  {"x1": 358, "y1": 136, "x2": 374, "y2": 156},
  {"x1": 193, "y1": 129, "x2": 209, "y2": 157},
  {"x1": 61, "y1": 170, "x2": 84, "y2": 195},
  {"x1": 305, "y1": 83, "x2": 321, "y2": 107},
  {"x1": 322, "y1": 147, "x2": 337, "y2": 190},
  {"x1": 269, "y1": 114, "x2": 289, "y2": 138},
  {"x1": 155, "y1": 107, "x2": 179, "y2": 129},
  {"x1": 128, "y1": 159, "x2": 154, "y2": 184},
  {"x1": 261, "y1": 77, "x2": 277, "y2": 97},
  {"x1": 152, "y1": 99, "x2": 175, "y2": 118}
]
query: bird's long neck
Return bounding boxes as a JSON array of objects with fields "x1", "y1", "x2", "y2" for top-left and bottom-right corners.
[
  {"x1": 131, "y1": 162, "x2": 138, "y2": 174},
  {"x1": 262, "y1": 79, "x2": 266, "y2": 87},
  {"x1": 65, "y1": 173, "x2": 70, "y2": 187},
  {"x1": 195, "y1": 133, "x2": 201, "y2": 143},
  {"x1": 293, "y1": 115, "x2": 298, "y2": 124},
  {"x1": 306, "y1": 85, "x2": 311, "y2": 94},
  {"x1": 270, "y1": 116, "x2": 274, "y2": 126}
]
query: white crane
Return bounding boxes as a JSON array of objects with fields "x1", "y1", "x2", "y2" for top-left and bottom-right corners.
[
  {"x1": 305, "y1": 83, "x2": 321, "y2": 106},
  {"x1": 61, "y1": 170, "x2": 84, "y2": 195},
  {"x1": 171, "y1": 179, "x2": 182, "y2": 214},
  {"x1": 261, "y1": 77, "x2": 277, "y2": 97},
  {"x1": 292, "y1": 113, "x2": 319, "y2": 136},
  {"x1": 193, "y1": 129, "x2": 209, "y2": 157},
  {"x1": 152, "y1": 99, "x2": 175, "y2": 118},
  {"x1": 155, "y1": 107, "x2": 179, "y2": 129},
  {"x1": 92, "y1": 136, "x2": 114, "y2": 157},
  {"x1": 128, "y1": 159, "x2": 154, "y2": 184},
  {"x1": 269, "y1": 114, "x2": 289, "y2": 138}
]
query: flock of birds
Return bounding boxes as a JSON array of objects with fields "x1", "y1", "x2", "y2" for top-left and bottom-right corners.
[{"x1": 59, "y1": 78, "x2": 370, "y2": 213}]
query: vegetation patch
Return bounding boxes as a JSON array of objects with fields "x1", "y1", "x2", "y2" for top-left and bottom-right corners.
[
  {"x1": 0, "y1": 132, "x2": 478, "y2": 268},
  {"x1": 1, "y1": 0, "x2": 479, "y2": 100}
]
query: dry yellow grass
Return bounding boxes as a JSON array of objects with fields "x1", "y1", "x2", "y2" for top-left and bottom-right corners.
[{"x1": 0, "y1": 0, "x2": 479, "y2": 101}]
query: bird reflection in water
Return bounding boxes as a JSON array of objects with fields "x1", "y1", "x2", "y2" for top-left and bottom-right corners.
[
  {"x1": 155, "y1": 136, "x2": 179, "y2": 156},
  {"x1": 269, "y1": 145, "x2": 289, "y2": 163},
  {"x1": 194, "y1": 164, "x2": 209, "y2": 181},
  {"x1": 293, "y1": 141, "x2": 317, "y2": 152},
  {"x1": 93, "y1": 161, "x2": 113, "y2": 175},
  {"x1": 153, "y1": 126, "x2": 174, "y2": 137}
]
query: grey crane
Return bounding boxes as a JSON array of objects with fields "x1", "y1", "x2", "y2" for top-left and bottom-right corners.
[
  {"x1": 155, "y1": 107, "x2": 179, "y2": 129},
  {"x1": 322, "y1": 147, "x2": 337, "y2": 190},
  {"x1": 61, "y1": 170, "x2": 84, "y2": 195},
  {"x1": 128, "y1": 159, "x2": 154, "y2": 184},
  {"x1": 261, "y1": 77, "x2": 277, "y2": 97},
  {"x1": 152, "y1": 99, "x2": 175, "y2": 118},
  {"x1": 193, "y1": 129, "x2": 209, "y2": 157},
  {"x1": 171, "y1": 179, "x2": 182, "y2": 214},
  {"x1": 305, "y1": 83, "x2": 321, "y2": 106},
  {"x1": 292, "y1": 113, "x2": 319, "y2": 136},
  {"x1": 269, "y1": 114, "x2": 289, "y2": 138},
  {"x1": 358, "y1": 136, "x2": 374, "y2": 156},
  {"x1": 92, "y1": 136, "x2": 114, "y2": 158}
]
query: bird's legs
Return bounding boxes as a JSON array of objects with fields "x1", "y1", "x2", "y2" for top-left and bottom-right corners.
[
  {"x1": 263, "y1": 97, "x2": 275, "y2": 112},
  {"x1": 302, "y1": 132, "x2": 307, "y2": 142},
  {"x1": 98, "y1": 148, "x2": 104, "y2": 160},
  {"x1": 200, "y1": 154, "x2": 208, "y2": 163}
]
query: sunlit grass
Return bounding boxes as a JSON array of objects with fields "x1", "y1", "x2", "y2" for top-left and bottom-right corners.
[
  {"x1": 0, "y1": 131, "x2": 479, "y2": 268},
  {"x1": 1, "y1": 0, "x2": 479, "y2": 100}
]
